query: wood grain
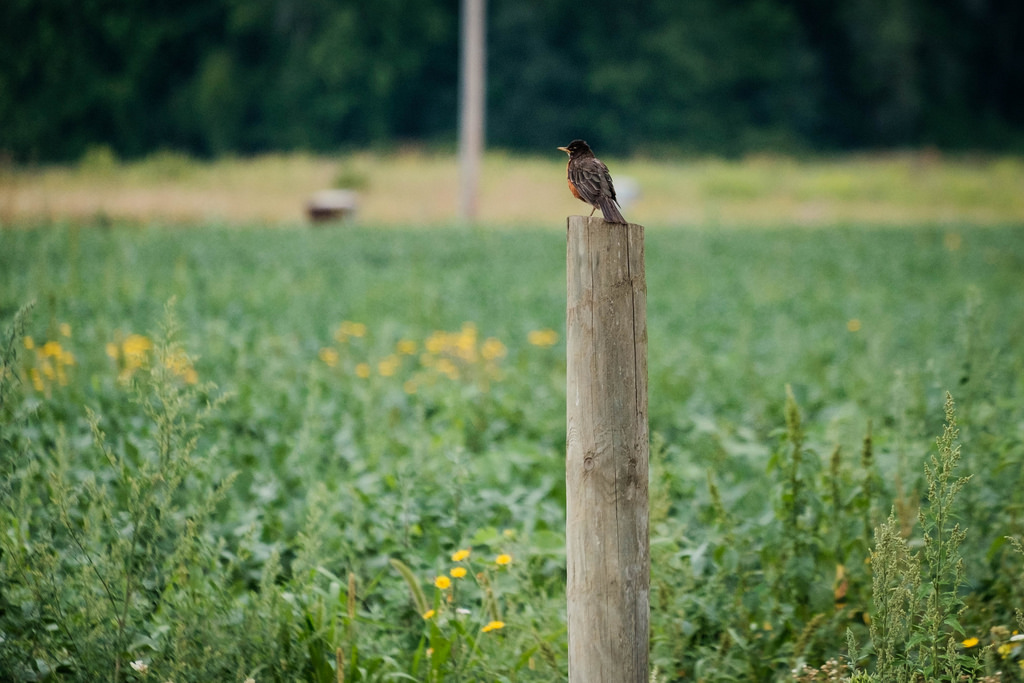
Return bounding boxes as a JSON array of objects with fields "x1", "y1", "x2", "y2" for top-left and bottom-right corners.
[{"x1": 566, "y1": 215, "x2": 650, "y2": 682}]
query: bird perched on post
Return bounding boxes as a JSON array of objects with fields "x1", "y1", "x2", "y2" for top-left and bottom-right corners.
[{"x1": 557, "y1": 139, "x2": 627, "y2": 224}]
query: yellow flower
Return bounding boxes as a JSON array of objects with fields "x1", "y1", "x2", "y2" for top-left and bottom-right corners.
[
  {"x1": 846, "y1": 319, "x2": 862, "y2": 332},
  {"x1": 451, "y1": 549, "x2": 471, "y2": 562},
  {"x1": 527, "y1": 329, "x2": 559, "y2": 347},
  {"x1": 434, "y1": 576, "x2": 451, "y2": 590},
  {"x1": 354, "y1": 363, "x2": 371, "y2": 379},
  {"x1": 396, "y1": 339, "x2": 418, "y2": 355},
  {"x1": 450, "y1": 567, "x2": 467, "y2": 579},
  {"x1": 318, "y1": 347, "x2": 339, "y2": 367},
  {"x1": 106, "y1": 342, "x2": 119, "y2": 359},
  {"x1": 424, "y1": 331, "x2": 447, "y2": 354},
  {"x1": 481, "y1": 620, "x2": 505, "y2": 633},
  {"x1": 998, "y1": 643, "x2": 1013, "y2": 658},
  {"x1": 378, "y1": 355, "x2": 400, "y2": 377},
  {"x1": 481, "y1": 337, "x2": 506, "y2": 361},
  {"x1": 334, "y1": 321, "x2": 367, "y2": 341},
  {"x1": 22, "y1": 336, "x2": 34, "y2": 350},
  {"x1": 41, "y1": 341, "x2": 63, "y2": 358},
  {"x1": 435, "y1": 358, "x2": 459, "y2": 380},
  {"x1": 495, "y1": 554, "x2": 512, "y2": 566},
  {"x1": 455, "y1": 323, "x2": 477, "y2": 362},
  {"x1": 962, "y1": 637, "x2": 980, "y2": 648},
  {"x1": 164, "y1": 350, "x2": 198, "y2": 384},
  {"x1": 123, "y1": 334, "x2": 153, "y2": 358},
  {"x1": 118, "y1": 334, "x2": 154, "y2": 378},
  {"x1": 422, "y1": 609, "x2": 436, "y2": 620}
]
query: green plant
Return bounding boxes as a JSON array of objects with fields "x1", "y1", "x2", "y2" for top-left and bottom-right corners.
[
  {"x1": 391, "y1": 534, "x2": 564, "y2": 682},
  {"x1": 1009, "y1": 536, "x2": 1024, "y2": 633},
  {"x1": 869, "y1": 511, "x2": 920, "y2": 682},
  {"x1": 3, "y1": 222, "x2": 1024, "y2": 682},
  {"x1": 916, "y1": 393, "x2": 973, "y2": 679},
  {"x1": 0, "y1": 303, "x2": 247, "y2": 682},
  {"x1": 863, "y1": 393, "x2": 977, "y2": 682}
]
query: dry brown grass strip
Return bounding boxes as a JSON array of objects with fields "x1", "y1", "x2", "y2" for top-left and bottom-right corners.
[{"x1": 2, "y1": 150, "x2": 1022, "y2": 228}]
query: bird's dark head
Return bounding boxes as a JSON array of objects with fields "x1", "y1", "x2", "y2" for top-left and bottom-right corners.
[{"x1": 557, "y1": 139, "x2": 594, "y2": 158}]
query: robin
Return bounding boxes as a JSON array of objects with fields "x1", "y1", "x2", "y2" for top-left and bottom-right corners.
[{"x1": 557, "y1": 139, "x2": 626, "y2": 224}]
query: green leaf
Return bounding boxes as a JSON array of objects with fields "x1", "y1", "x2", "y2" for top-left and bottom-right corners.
[
  {"x1": 943, "y1": 616, "x2": 965, "y2": 636},
  {"x1": 389, "y1": 558, "x2": 428, "y2": 615}
]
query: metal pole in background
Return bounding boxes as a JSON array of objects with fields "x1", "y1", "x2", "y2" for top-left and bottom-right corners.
[{"x1": 458, "y1": 0, "x2": 485, "y2": 222}]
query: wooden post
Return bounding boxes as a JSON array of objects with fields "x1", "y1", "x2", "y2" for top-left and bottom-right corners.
[{"x1": 566, "y1": 215, "x2": 650, "y2": 683}]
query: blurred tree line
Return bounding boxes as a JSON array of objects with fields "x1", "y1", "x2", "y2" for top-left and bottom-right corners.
[{"x1": 2, "y1": 0, "x2": 1022, "y2": 161}]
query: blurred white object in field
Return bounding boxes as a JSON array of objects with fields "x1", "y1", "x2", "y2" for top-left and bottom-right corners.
[{"x1": 307, "y1": 189, "x2": 358, "y2": 223}]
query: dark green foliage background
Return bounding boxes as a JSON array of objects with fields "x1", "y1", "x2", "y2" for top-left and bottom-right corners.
[{"x1": 2, "y1": 0, "x2": 1023, "y2": 161}]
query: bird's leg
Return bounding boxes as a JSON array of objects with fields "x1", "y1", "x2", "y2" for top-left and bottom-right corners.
[{"x1": 588, "y1": 207, "x2": 597, "y2": 217}]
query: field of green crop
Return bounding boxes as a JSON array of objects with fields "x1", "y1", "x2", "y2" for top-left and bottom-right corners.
[{"x1": 2, "y1": 221, "x2": 1023, "y2": 682}]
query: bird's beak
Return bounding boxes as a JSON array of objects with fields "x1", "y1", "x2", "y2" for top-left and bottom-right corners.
[{"x1": 557, "y1": 146, "x2": 569, "y2": 154}]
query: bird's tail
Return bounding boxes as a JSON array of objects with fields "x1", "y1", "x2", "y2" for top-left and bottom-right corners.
[{"x1": 598, "y1": 197, "x2": 627, "y2": 224}]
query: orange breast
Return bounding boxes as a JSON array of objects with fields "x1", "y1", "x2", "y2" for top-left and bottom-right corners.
[{"x1": 567, "y1": 163, "x2": 583, "y2": 200}]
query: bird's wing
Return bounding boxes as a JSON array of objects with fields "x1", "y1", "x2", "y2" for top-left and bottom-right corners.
[
  {"x1": 570, "y1": 159, "x2": 618, "y2": 205},
  {"x1": 596, "y1": 160, "x2": 618, "y2": 203}
]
